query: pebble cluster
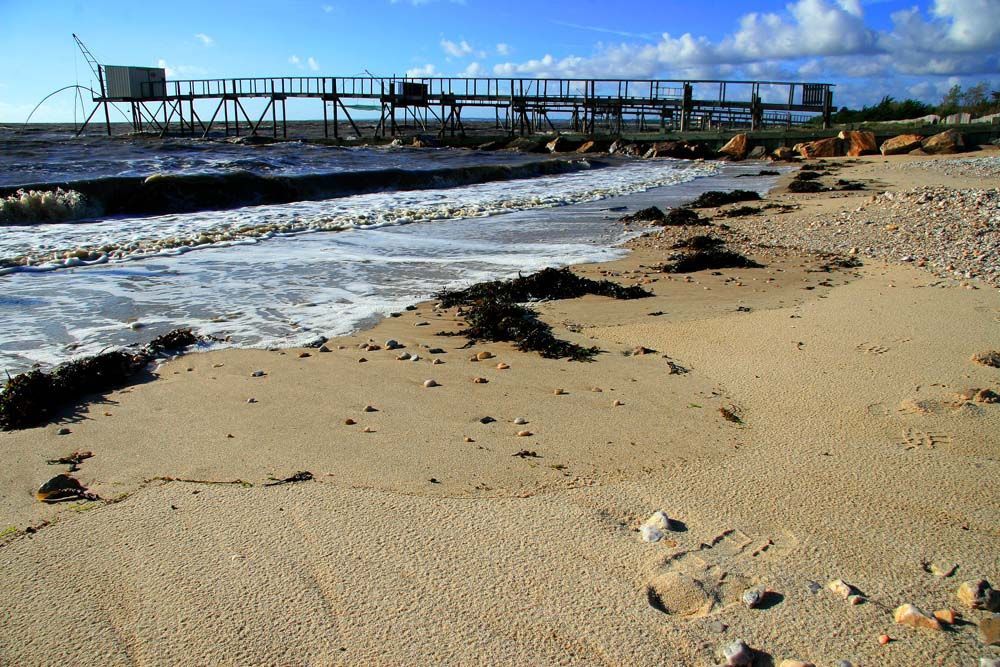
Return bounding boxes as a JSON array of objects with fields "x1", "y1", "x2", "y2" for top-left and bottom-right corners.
[
  {"x1": 736, "y1": 186, "x2": 1000, "y2": 288},
  {"x1": 890, "y1": 156, "x2": 1000, "y2": 180}
]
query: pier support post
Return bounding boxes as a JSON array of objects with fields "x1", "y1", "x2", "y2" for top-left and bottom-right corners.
[
  {"x1": 680, "y1": 83, "x2": 692, "y2": 133},
  {"x1": 822, "y1": 88, "x2": 834, "y2": 129}
]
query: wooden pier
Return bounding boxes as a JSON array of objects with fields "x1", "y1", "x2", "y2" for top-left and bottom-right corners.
[{"x1": 79, "y1": 74, "x2": 835, "y2": 139}]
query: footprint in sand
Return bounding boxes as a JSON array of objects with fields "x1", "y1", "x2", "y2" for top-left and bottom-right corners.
[
  {"x1": 644, "y1": 529, "x2": 796, "y2": 619},
  {"x1": 896, "y1": 397, "x2": 944, "y2": 416},
  {"x1": 897, "y1": 427, "x2": 953, "y2": 451},
  {"x1": 856, "y1": 342, "x2": 889, "y2": 355}
]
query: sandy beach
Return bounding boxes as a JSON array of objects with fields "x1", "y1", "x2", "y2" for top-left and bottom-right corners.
[{"x1": 2, "y1": 150, "x2": 999, "y2": 666}]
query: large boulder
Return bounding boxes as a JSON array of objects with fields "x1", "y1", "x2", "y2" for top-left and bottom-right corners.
[
  {"x1": 546, "y1": 136, "x2": 576, "y2": 153},
  {"x1": 609, "y1": 140, "x2": 642, "y2": 157},
  {"x1": 796, "y1": 137, "x2": 843, "y2": 159},
  {"x1": 747, "y1": 145, "x2": 767, "y2": 160},
  {"x1": 880, "y1": 134, "x2": 924, "y2": 156},
  {"x1": 921, "y1": 129, "x2": 965, "y2": 155},
  {"x1": 576, "y1": 140, "x2": 598, "y2": 154},
  {"x1": 772, "y1": 146, "x2": 797, "y2": 162},
  {"x1": 644, "y1": 140, "x2": 711, "y2": 160},
  {"x1": 718, "y1": 133, "x2": 749, "y2": 160},
  {"x1": 838, "y1": 130, "x2": 877, "y2": 156}
]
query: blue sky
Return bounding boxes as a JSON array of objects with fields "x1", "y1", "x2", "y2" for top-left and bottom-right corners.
[{"x1": 1, "y1": 0, "x2": 999, "y2": 122}]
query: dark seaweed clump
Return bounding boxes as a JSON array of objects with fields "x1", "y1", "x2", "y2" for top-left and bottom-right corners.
[
  {"x1": 787, "y1": 180, "x2": 824, "y2": 193},
  {"x1": 795, "y1": 171, "x2": 823, "y2": 181},
  {"x1": 441, "y1": 298, "x2": 600, "y2": 361},
  {"x1": 619, "y1": 206, "x2": 668, "y2": 224},
  {"x1": 687, "y1": 190, "x2": 762, "y2": 209},
  {"x1": 437, "y1": 267, "x2": 650, "y2": 308},
  {"x1": 0, "y1": 329, "x2": 201, "y2": 431},
  {"x1": 672, "y1": 235, "x2": 726, "y2": 251},
  {"x1": 436, "y1": 268, "x2": 651, "y2": 361},
  {"x1": 659, "y1": 208, "x2": 709, "y2": 227},
  {"x1": 660, "y1": 237, "x2": 763, "y2": 273}
]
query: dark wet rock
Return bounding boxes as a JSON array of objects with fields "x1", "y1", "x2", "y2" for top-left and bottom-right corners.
[{"x1": 36, "y1": 474, "x2": 97, "y2": 502}]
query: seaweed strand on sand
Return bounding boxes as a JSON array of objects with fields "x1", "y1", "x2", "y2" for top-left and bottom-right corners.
[
  {"x1": 0, "y1": 329, "x2": 201, "y2": 431},
  {"x1": 436, "y1": 268, "x2": 652, "y2": 361}
]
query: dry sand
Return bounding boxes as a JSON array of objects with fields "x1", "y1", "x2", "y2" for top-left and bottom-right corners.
[{"x1": 1, "y1": 151, "x2": 998, "y2": 666}]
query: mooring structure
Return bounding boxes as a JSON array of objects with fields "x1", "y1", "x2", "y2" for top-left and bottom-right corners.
[{"x1": 76, "y1": 59, "x2": 834, "y2": 139}]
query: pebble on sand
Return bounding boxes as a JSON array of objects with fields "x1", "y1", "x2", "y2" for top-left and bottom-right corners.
[
  {"x1": 496, "y1": 362, "x2": 510, "y2": 370},
  {"x1": 473, "y1": 377, "x2": 489, "y2": 384},
  {"x1": 742, "y1": 586, "x2": 767, "y2": 609},
  {"x1": 933, "y1": 609, "x2": 957, "y2": 625},
  {"x1": 513, "y1": 417, "x2": 528, "y2": 425},
  {"x1": 718, "y1": 640, "x2": 754, "y2": 667},
  {"x1": 929, "y1": 562, "x2": 958, "y2": 578},
  {"x1": 591, "y1": 387, "x2": 603, "y2": 392},
  {"x1": 827, "y1": 579, "x2": 856, "y2": 599},
  {"x1": 516, "y1": 430, "x2": 533, "y2": 437},
  {"x1": 246, "y1": 398, "x2": 257, "y2": 404},
  {"x1": 553, "y1": 388, "x2": 566, "y2": 395},
  {"x1": 35, "y1": 474, "x2": 87, "y2": 502},
  {"x1": 432, "y1": 358, "x2": 443, "y2": 365},
  {"x1": 980, "y1": 614, "x2": 1000, "y2": 646},
  {"x1": 385, "y1": 339, "x2": 402, "y2": 350},
  {"x1": 464, "y1": 437, "x2": 474, "y2": 443},
  {"x1": 363, "y1": 426, "x2": 375, "y2": 433},
  {"x1": 613, "y1": 399, "x2": 624, "y2": 407},
  {"x1": 639, "y1": 510, "x2": 671, "y2": 543},
  {"x1": 971, "y1": 350, "x2": 1000, "y2": 368},
  {"x1": 958, "y1": 580, "x2": 1000, "y2": 611},
  {"x1": 396, "y1": 352, "x2": 412, "y2": 361},
  {"x1": 251, "y1": 370, "x2": 266, "y2": 377},
  {"x1": 56, "y1": 427, "x2": 71, "y2": 436},
  {"x1": 894, "y1": 603, "x2": 942, "y2": 631},
  {"x1": 778, "y1": 661, "x2": 816, "y2": 667},
  {"x1": 344, "y1": 418, "x2": 356, "y2": 425},
  {"x1": 298, "y1": 352, "x2": 311, "y2": 358},
  {"x1": 358, "y1": 358, "x2": 368, "y2": 363},
  {"x1": 423, "y1": 379, "x2": 440, "y2": 388},
  {"x1": 878, "y1": 634, "x2": 891, "y2": 645},
  {"x1": 363, "y1": 405, "x2": 378, "y2": 412},
  {"x1": 476, "y1": 351, "x2": 494, "y2": 360}
]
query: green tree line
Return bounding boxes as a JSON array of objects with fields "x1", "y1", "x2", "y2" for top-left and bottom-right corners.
[{"x1": 815, "y1": 82, "x2": 1000, "y2": 125}]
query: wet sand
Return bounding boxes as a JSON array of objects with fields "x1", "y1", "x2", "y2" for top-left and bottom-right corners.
[{"x1": 1, "y1": 151, "x2": 998, "y2": 666}]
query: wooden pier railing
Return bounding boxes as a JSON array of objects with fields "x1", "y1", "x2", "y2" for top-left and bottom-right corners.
[{"x1": 80, "y1": 75, "x2": 834, "y2": 139}]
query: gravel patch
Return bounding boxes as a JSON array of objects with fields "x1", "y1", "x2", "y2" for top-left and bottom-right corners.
[
  {"x1": 890, "y1": 156, "x2": 1000, "y2": 179},
  {"x1": 631, "y1": 185, "x2": 1000, "y2": 289}
]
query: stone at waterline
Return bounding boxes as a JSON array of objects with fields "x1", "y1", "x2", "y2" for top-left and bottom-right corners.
[{"x1": 718, "y1": 133, "x2": 750, "y2": 160}]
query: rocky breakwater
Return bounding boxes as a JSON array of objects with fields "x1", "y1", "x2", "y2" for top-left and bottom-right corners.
[{"x1": 880, "y1": 129, "x2": 967, "y2": 156}]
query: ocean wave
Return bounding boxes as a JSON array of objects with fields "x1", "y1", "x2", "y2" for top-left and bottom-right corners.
[
  {"x1": 0, "y1": 159, "x2": 595, "y2": 223},
  {"x1": 0, "y1": 188, "x2": 95, "y2": 224}
]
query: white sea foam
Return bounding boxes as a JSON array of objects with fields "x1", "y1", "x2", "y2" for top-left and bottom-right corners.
[
  {"x1": 0, "y1": 159, "x2": 718, "y2": 274},
  {"x1": 0, "y1": 160, "x2": 782, "y2": 374},
  {"x1": 0, "y1": 188, "x2": 92, "y2": 225}
]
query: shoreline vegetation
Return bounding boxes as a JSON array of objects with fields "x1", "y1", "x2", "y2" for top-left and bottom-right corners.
[{"x1": 1, "y1": 144, "x2": 998, "y2": 665}]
